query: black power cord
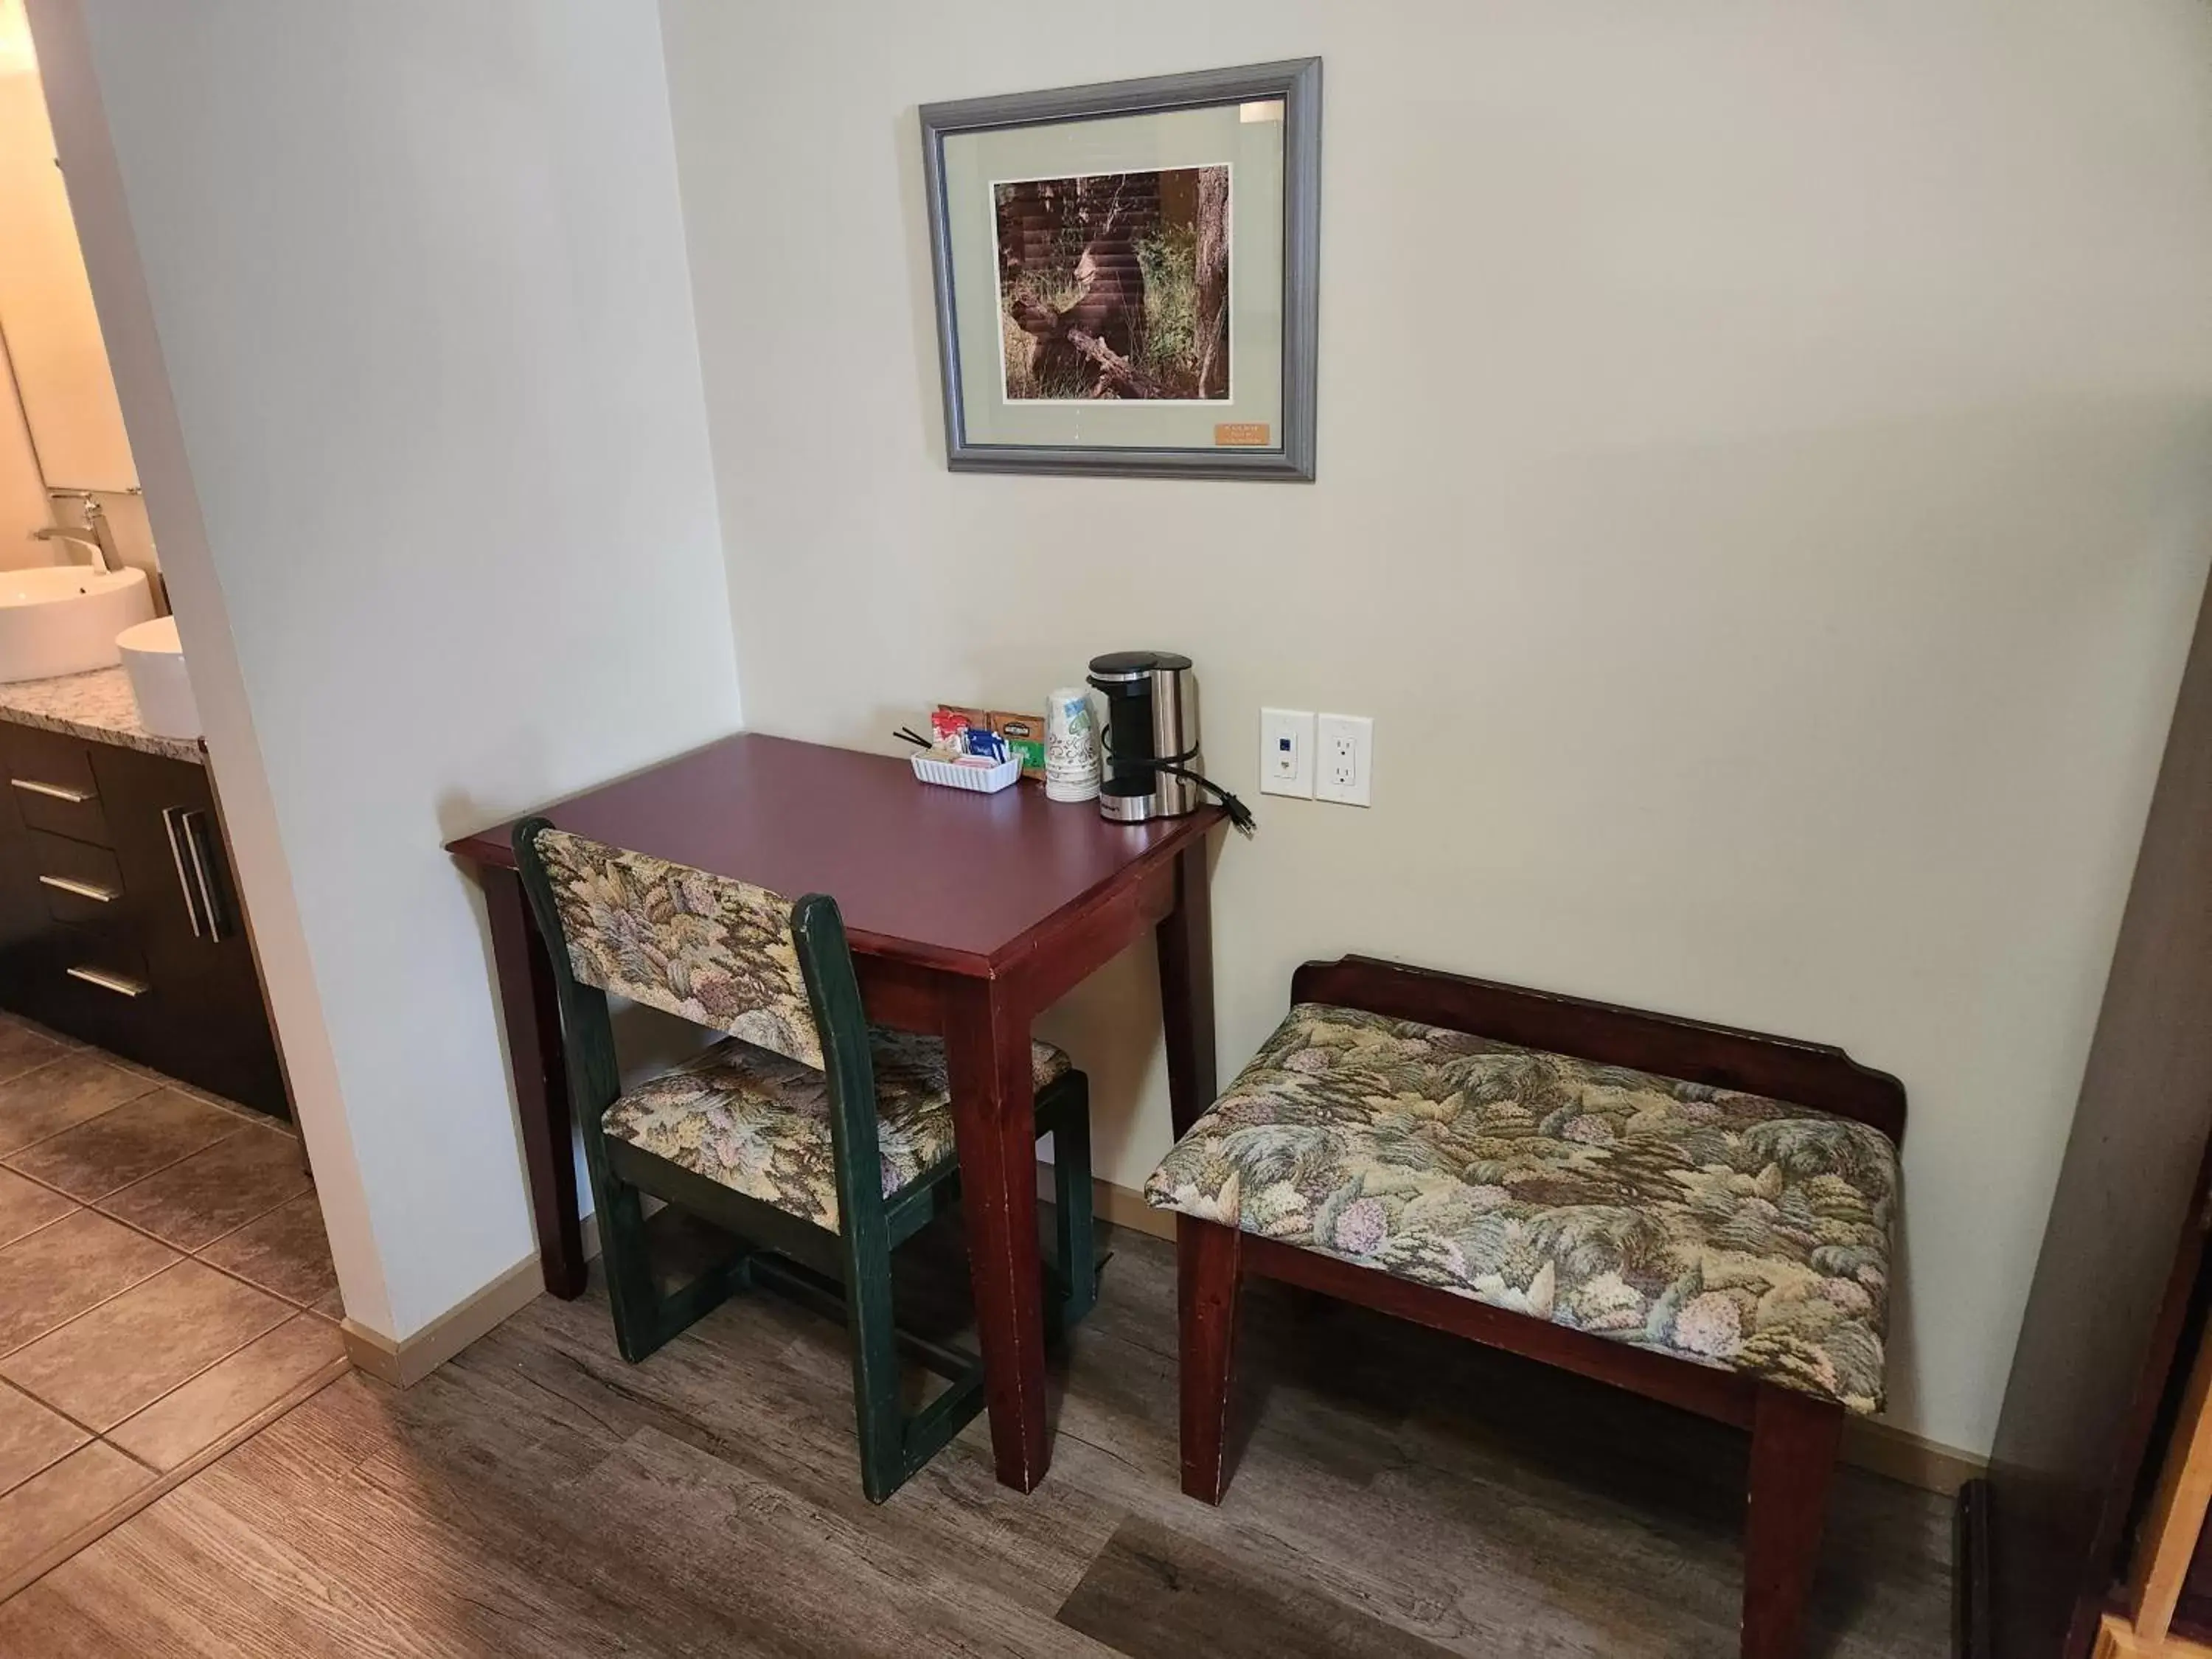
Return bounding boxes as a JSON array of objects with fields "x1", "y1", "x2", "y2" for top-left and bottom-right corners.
[
  {"x1": 1099, "y1": 728, "x2": 1256, "y2": 837},
  {"x1": 1153, "y1": 762, "x2": 1256, "y2": 836}
]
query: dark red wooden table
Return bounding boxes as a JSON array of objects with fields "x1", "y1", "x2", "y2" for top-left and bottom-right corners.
[{"x1": 445, "y1": 732, "x2": 1222, "y2": 1492}]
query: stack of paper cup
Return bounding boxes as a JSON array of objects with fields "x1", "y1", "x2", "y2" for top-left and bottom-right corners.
[{"x1": 1044, "y1": 686, "x2": 1101, "y2": 803}]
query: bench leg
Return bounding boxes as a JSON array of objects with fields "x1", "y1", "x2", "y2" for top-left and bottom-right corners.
[
  {"x1": 1742, "y1": 1384, "x2": 1844, "y2": 1659},
  {"x1": 1178, "y1": 1214, "x2": 1243, "y2": 1504}
]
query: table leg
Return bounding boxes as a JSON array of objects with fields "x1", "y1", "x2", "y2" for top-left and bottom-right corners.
[
  {"x1": 481, "y1": 864, "x2": 586, "y2": 1299},
  {"x1": 943, "y1": 976, "x2": 1051, "y2": 1491},
  {"x1": 1156, "y1": 837, "x2": 1218, "y2": 1136}
]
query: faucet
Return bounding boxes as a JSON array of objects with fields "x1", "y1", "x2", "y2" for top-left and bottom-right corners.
[{"x1": 32, "y1": 495, "x2": 116, "y2": 574}]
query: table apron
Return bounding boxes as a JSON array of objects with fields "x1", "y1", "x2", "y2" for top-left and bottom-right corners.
[
  {"x1": 855, "y1": 954, "x2": 950, "y2": 1033},
  {"x1": 852, "y1": 862, "x2": 1178, "y2": 1034},
  {"x1": 995, "y1": 863, "x2": 1179, "y2": 1019}
]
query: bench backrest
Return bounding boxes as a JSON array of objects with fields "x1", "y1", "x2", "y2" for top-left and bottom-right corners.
[{"x1": 1290, "y1": 955, "x2": 1906, "y2": 1145}]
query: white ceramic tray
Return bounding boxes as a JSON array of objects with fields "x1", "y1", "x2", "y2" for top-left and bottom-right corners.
[{"x1": 910, "y1": 752, "x2": 1021, "y2": 793}]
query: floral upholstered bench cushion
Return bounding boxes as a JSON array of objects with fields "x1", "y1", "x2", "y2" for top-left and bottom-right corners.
[
  {"x1": 605, "y1": 1028, "x2": 1070, "y2": 1232},
  {"x1": 1143, "y1": 1004, "x2": 1899, "y2": 1413}
]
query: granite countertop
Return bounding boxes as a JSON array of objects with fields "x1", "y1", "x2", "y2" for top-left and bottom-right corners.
[{"x1": 0, "y1": 667, "x2": 205, "y2": 765}]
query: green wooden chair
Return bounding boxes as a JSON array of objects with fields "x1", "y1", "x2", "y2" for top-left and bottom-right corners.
[{"x1": 512, "y1": 818, "x2": 1101, "y2": 1502}]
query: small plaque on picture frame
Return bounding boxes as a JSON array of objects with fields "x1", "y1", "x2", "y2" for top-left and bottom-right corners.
[{"x1": 919, "y1": 58, "x2": 1321, "y2": 481}]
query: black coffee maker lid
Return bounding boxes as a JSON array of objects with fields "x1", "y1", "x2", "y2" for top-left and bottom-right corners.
[{"x1": 1088, "y1": 650, "x2": 1193, "y2": 684}]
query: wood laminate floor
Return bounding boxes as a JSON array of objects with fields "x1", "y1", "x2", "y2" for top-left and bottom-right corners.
[{"x1": 0, "y1": 1210, "x2": 1953, "y2": 1657}]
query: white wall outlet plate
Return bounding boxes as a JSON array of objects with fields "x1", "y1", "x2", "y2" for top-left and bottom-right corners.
[
  {"x1": 1259, "y1": 708, "x2": 1315, "y2": 799},
  {"x1": 1315, "y1": 712, "x2": 1373, "y2": 807}
]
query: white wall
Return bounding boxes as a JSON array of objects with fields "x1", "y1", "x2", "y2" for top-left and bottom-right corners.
[
  {"x1": 660, "y1": 0, "x2": 2212, "y2": 1458},
  {"x1": 32, "y1": 0, "x2": 740, "y2": 1340}
]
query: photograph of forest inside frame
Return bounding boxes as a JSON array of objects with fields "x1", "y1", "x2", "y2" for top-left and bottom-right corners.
[{"x1": 993, "y1": 166, "x2": 1231, "y2": 402}]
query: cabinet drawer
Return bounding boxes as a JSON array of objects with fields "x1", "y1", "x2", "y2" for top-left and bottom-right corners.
[
  {"x1": 24, "y1": 830, "x2": 127, "y2": 928},
  {"x1": 46, "y1": 922, "x2": 151, "y2": 1005},
  {"x1": 0, "y1": 734, "x2": 287, "y2": 1119},
  {"x1": 0, "y1": 726, "x2": 110, "y2": 846}
]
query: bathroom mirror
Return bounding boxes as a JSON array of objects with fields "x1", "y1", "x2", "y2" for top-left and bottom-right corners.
[{"x1": 0, "y1": 12, "x2": 138, "y2": 493}]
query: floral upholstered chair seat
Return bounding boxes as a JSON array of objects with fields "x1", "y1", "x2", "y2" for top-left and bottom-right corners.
[
  {"x1": 1144, "y1": 1004, "x2": 1899, "y2": 1413},
  {"x1": 606, "y1": 1027, "x2": 1071, "y2": 1231}
]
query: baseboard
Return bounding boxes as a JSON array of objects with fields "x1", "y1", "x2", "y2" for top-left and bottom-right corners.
[
  {"x1": 1845, "y1": 1414, "x2": 1988, "y2": 1496},
  {"x1": 1048, "y1": 1166, "x2": 1988, "y2": 1497},
  {"x1": 1048, "y1": 1164, "x2": 1174, "y2": 1244},
  {"x1": 341, "y1": 1251, "x2": 544, "y2": 1388}
]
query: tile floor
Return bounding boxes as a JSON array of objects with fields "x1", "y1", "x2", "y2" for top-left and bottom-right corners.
[{"x1": 0, "y1": 1013, "x2": 346, "y2": 1595}]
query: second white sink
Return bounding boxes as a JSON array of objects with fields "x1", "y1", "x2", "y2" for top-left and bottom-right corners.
[{"x1": 117, "y1": 614, "x2": 201, "y2": 740}]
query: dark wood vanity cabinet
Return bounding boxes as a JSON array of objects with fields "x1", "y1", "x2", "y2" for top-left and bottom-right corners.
[{"x1": 0, "y1": 722, "x2": 288, "y2": 1119}]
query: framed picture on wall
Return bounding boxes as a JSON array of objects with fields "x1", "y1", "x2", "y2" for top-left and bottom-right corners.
[{"x1": 919, "y1": 58, "x2": 1321, "y2": 482}]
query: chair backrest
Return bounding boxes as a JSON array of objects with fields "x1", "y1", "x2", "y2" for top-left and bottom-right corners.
[
  {"x1": 527, "y1": 826, "x2": 826, "y2": 1068},
  {"x1": 510, "y1": 816, "x2": 887, "y2": 1256}
]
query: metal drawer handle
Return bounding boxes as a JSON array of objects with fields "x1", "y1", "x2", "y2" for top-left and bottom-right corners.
[
  {"x1": 161, "y1": 807, "x2": 203, "y2": 939},
  {"x1": 181, "y1": 810, "x2": 226, "y2": 943},
  {"x1": 65, "y1": 965, "x2": 148, "y2": 998},
  {"x1": 10, "y1": 777, "x2": 93, "y2": 804},
  {"x1": 37, "y1": 873, "x2": 117, "y2": 903}
]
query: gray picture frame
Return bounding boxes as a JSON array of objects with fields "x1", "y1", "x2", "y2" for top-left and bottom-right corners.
[{"x1": 919, "y1": 58, "x2": 1321, "y2": 482}]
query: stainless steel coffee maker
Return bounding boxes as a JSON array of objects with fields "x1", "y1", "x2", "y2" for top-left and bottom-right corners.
[{"x1": 1087, "y1": 650, "x2": 1203, "y2": 823}]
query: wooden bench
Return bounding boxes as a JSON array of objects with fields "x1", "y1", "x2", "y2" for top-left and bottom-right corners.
[{"x1": 1145, "y1": 956, "x2": 1906, "y2": 1659}]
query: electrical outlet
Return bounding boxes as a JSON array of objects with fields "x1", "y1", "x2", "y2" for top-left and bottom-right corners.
[
  {"x1": 1315, "y1": 713, "x2": 1372, "y2": 807},
  {"x1": 1259, "y1": 708, "x2": 1315, "y2": 799}
]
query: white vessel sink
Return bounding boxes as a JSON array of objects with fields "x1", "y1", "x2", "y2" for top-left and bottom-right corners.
[
  {"x1": 116, "y1": 614, "x2": 201, "y2": 740},
  {"x1": 0, "y1": 566, "x2": 154, "y2": 684}
]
